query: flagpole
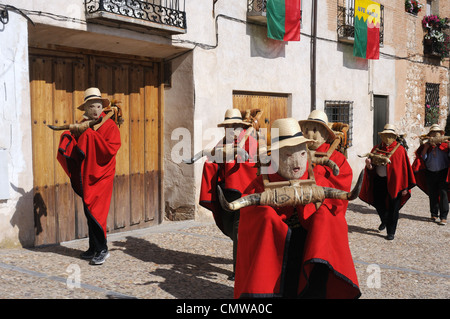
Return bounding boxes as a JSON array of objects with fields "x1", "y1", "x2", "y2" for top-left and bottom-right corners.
[{"x1": 310, "y1": 0, "x2": 318, "y2": 111}]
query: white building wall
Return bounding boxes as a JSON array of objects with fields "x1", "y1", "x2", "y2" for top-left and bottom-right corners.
[{"x1": 0, "y1": 11, "x2": 34, "y2": 247}]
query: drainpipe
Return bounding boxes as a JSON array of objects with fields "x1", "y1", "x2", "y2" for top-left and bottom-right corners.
[{"x1": 310, "y1": 0, "x2": 318, "y2": 111}]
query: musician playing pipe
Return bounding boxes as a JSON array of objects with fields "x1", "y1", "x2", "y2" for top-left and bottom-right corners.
[
  {"x1": 412, "y1": 124, "x2": 449, "y2": 225},
  {"x1": 299, "y1": 110, "x2": 352, "y2": 193},
  {"x1": 199, "y1": 108, "x2": 257, "y2": 279},
  {"x1": 359, "y1": 124, "x2": 415, "y2": 240},
  {"x1": 56, "y1": 88, "x2": 121, "y2": 265},
  {"x1": 221, "y1": 118, "x2": 361, "y2": 299}
]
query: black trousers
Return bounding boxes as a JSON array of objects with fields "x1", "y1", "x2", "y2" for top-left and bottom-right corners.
[
  {"x1": 373, "y1": 175, "x2": 402, "y2": 236},
  {"x1": 220, "y1": 188, "x2": 240, "y2": 274},
  {"x1": 425, "y1": 168, "x2": 449, "y2": 220},
  {"x1": 84, "y1": 204, "x2": 108, "y2": 253},
  {"x1": 283, "y1": 225, "x2": 329, "y2": 299}
]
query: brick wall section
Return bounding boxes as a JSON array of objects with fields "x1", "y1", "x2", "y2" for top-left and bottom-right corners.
[
  {"x1": 326, "y1": 0, "x2": 338, "y2": 33},
  {"x1": 394, "y1": 1, "x2": 450, "y2": 157}
]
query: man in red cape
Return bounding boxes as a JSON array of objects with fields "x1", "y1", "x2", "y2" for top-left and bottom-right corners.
[
  {"x1": 411, "y1": 124, "x2": 449, "y2": 225},
  {"x1": 57, "y1": 88, "x2": 121, "y2": 265},
  {"x1": 222, "y1": 118, "x2": 360, "y2": 299},
  {"x1": 359, "y1": 124, "x2": 416, "y2": 240},
  {"x1": 299, "y1": 110, "x2": 353, "y2": 193},
  {"x1": 198, "y1": 109, "x2": 258, "y2": 278}
]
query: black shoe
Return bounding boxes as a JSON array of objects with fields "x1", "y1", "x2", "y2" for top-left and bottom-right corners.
[
  {"x1": 80, "y1": 249, "x2": 95, "y2": 260},
  {"x1": 386, "y1": 234, "x2": 395, "y2": 240},
  {"x1": 90, "y1": 249, "x2": 110, "y2": 265},
  {"x1": 378, "y1": 223, "x2": 386, "y2": 231}
]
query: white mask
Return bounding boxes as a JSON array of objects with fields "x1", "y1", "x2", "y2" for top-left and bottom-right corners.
[
  {"x1": 274, "y1": 144, "x2": 308, "y2": 180},
  {"x1": 84, "y1": 100, "x2": 103, "y2": 120},
  {"x1": 302, "y1": 122, "x2": 329, "y2": 150}
]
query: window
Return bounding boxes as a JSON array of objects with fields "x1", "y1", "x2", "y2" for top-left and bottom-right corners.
[
  {"x1": 426, "y1": 0, "x2": 439, "y2": 16},
  {"x1": 425, "y1": 83, "x2": 440, "y2": 126},
  {"x1": 426, "y1": 0, "x2": 432, "y2": 15},
  {"x1": 324, "y1": 101, "x2": 353, "y2": 147}
]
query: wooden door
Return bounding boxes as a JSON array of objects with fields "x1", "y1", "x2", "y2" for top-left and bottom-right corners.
[
  {"x1": 29, "y1": 49, "x2": 163, "y2": 246},
  {"x1": 373, "y1": 95, "x2": 388, "y2": 146},
  {"x1": 233, "y1": 92, "x2": 288, "y2": 145}
]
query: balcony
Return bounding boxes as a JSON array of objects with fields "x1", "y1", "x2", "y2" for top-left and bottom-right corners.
[
  {"x1": 337, "y1": 0, "x2": 384, "y2": 45},
  {"x1": 247, "y1": 0, "x2": 267, "y2": 24},
  {"x1": 247, "y1": 0, "x2": 302, "y2": 25},
  {"x1": 85, "y1": 0, "x2": 187, "y2": 35}
]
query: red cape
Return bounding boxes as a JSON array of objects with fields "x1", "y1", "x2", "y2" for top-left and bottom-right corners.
[
  {"x1": 412, "y1": 143, "x2": 450, "y2": 198},
  {"x1": 199, "y1": 131, "x2": 258, "y2": 233},
  {"x1": 57, "y1": 114, "x2": 121, "y2": 237},
  {"x1": 313, "y1": 143, "x2": 353, "y2": 192},
  {"x1": 359, "y1": 141, "x2": 415, "y2": 207},
  {"x1": 229, "y1": 161, "x2": 360, "y2": 298}
]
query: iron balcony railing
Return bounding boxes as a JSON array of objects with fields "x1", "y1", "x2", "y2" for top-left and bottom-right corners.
[
  {"x1": 248, "y1": 0, "x2": 267, "y2": 15},
  {"x1": 337, "y1": 0, "x2": 384, "y2": 44},
  {"x1": 247, "y1": 0, "x2": 302, "y2": 24},
  {"x1": 85, "y1": 0, "x2": 186, "y2": 30}
]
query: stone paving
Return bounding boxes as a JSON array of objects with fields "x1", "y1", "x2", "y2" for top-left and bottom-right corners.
[{"x1": 0, "y1": 187, "x2": 448, "y2": 300}]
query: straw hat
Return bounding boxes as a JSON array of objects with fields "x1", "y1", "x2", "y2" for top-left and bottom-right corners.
[
  {"x1": 428, "y1": 124, "x2": 444, "y2": 134},
  {"x1": 77, "y1": 87, "x2": 110, "y2": 111},
  {"x1": 270, "y1": 118, "x2": 314, "y2": 151},
  {"x1": 217, "y1": 109, "x2": 251, "y2": 127},
  {"x1": 378, "y1": 124, "x2": 398, "y2": 136},
  {"x1": 298, "y1": 110, "x2": 336, "y2": 141}
]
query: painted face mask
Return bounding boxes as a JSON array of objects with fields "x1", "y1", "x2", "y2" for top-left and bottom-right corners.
[
  {"x1": 429, "y1": 131, "x2": 442, "y2": 138},
  {"x1": 380, "y1": 133, "x2": 396, "y2": 146},
  {"x1": 84, "y1": 100, "x2": 103, "y2": 120},
  {"x1": 302, "y1": 122, "x2": 329, "y2": 150},
  {"x1": 223, "y1": 124, "x2": 244, "y2": 144},
  {"x1": 275, "y1": 143, "x2": 308, "y2": 180}
]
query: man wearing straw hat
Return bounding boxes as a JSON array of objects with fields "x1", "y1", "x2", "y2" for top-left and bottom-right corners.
[
  {"x1": 412, "y1": 124, "x2": 449, "y2": 225},
  {"x1": 57, "y1": 87, "x2": 121, "y2": 265},
  {"x1": 299, "y1": 110, "x2": 353, "y2": 193},
  {"x1": 199, "y1": 108, "x2": 256, "y2": 278},
  {"x1": 227, "y1": 118, "x2": 360, "y2": 299},
  {"x1": 359, "y1": 124, "x2": 416, "y2": 240}
]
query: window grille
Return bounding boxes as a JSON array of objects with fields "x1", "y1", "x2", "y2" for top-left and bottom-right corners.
[
  {"x1": 425, "y1": 83, "x2": 440, "y2": 126},
  {"x1": 324, "y1": 100, "x2": 353, "y2": 147}
]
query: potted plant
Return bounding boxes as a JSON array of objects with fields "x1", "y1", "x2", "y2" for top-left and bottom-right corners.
[
  {"x1": 405, "y1": 0, "x2": 423, "y2": 15},
  {"x1": 422, "y1": 15, "x2": 450, "y2": 59},
  {"x1": 425, "y1": 104, "x2": 440, "y2": 126}
]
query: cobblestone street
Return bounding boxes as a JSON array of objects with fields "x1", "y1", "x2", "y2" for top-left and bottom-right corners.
[{"x1": 0, "y1": 187, "x2": 448, "y2": 300}]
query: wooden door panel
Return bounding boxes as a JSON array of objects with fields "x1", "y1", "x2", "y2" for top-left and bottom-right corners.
[
  {"x1": 233, "y1": 93, "x2": 288, "y2": 147},
  {"x1": 112, "y1": 65, "x2": 130, "y2": 230},
  {"x1": 53, "y1": 60, "x2": 76, "y2": 242},
  {"x1": 30, "y1": 57, "x2": 57, "y2": 246},
  {"x1": 144, "y1": 66, "x2": 160, "y2": 222},
  {"x1": 129, "y1": 66, "x2": 146, "y2": 225}
]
